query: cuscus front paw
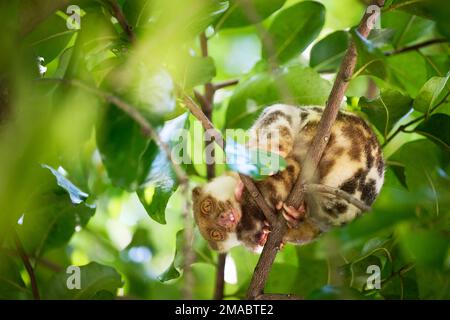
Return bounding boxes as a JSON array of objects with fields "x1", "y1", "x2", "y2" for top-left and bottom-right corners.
[
  {"x1": 277, "y1": 202, "x2": 306, "y2": 228},
  {"x1": 256, "y1": 224, "x2": 271, "y2": 246}
]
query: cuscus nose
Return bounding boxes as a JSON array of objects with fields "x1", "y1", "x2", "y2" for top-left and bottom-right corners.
[{"x1": 218, "y1": 211, "x2": 235, "y2": 228}]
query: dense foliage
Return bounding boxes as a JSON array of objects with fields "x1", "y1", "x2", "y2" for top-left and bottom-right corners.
[{"x1": 0, "y1": 0, "x2": 449, "y2": 300}]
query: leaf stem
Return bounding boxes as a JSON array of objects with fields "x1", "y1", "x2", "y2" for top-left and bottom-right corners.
[{"x1": 12, "y1": 229, "x2": 40, "y2": 300}]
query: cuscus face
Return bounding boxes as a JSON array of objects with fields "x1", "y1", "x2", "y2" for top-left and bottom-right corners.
[{"x1": 192, "y1": 175, "x2": 243, "y2": 252}]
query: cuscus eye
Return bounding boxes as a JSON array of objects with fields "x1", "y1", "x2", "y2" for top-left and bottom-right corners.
[
  {"x1": 200, "y1": 198, "x2": 214, "y2": 215},
  {"x1": 210, "y1": 229, "x2": 224, "y2": 241}
]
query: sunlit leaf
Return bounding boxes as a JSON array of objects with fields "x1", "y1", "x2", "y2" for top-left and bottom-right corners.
[
  {"x1": 359, "y1": 89, "x2": 412, "y2": 138},
  {"x1": 263, "y1": 1, "x2": 325, "y2": 63},
  {"x1": 215, "y1": 0, "x2": 286, "y2": 30},
  {"x1": 413, "y1": 74, "x2": 449, "y2": 114},
  {"x1": 310, "y1": 31, "x2": 350, "y2": 73}
]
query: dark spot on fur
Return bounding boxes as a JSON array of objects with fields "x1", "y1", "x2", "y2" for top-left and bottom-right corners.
[
  {"x1": 339, "y1": 168, "x2": 368, "y2": 194},
  {"x1": 335, "y1": 202, "x2": 348, "y2": 214},
  {"x1": 319, "y1": 159, "x2": 335, "y2": 179},
  {"x1": 261, "y1": 111, "x2": 292, "y2": 127},
  {"x1": 365, "y1": 142, "x2": 374, "y2": 168},
  {"x1": 361, "y1": 179, "x2": 377, "y2": 205},
  {"x1": 377, "y1": 156, "x2": 384, "y2": 177}
]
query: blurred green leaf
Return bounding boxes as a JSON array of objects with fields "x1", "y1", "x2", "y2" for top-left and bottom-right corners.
[
  {"x1": 263, "y1": 1, "x2": 325, "y2": 63},
  {"x1": 414, "y1": 113, "x2": 450, "y2": 151},
  {"x1": 44, "y1": 262, "x2": 123, "y2": 299},
  {"x1": 0, "y1": 253, "x2": 29, "y2": 299},
  {"x1": 359, "y1": 89, "x2": 412, "y2": 138},
  {"x1": 122, "y1": 0, "x2": 153, "y2": 28},
  {"x1": 174, "y1": 56, "x2": 217, "y2": 89},
  {"x1": 215, "y1": 0, "x2": 286, "y2": 29},
  {"x1": 24, "y1": 13, "x2": 75, "y2": 64},
  {"x1": 18, "y1": 166, "x2": 95, "y2": 257},
  {"x1": 307, "y1": 285, "x2": 369, "y2": 300},
  {"x1": 413, "y1": 74, "x2": 449, "y2": 114},
  {"x1": 398, "y1": 226, "x2": 448, "y2": 269},
  {"x1": 310, "y1": 31, "x2": 350, "y2": 73}
]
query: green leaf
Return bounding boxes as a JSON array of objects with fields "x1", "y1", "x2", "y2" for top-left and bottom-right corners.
[
  {"x1": 307, "y1": 285, "x2": 369, "y2": 300},
  {"x1": 18, "y1": 166, "x2": 96, "y2": 257},
  {"x1": 215, "y1": 0, "x2": 286, "y2": 29},
  {"x1": 381, "y1": 11, "x2": 435, "y2": 48},
  {"x1": 96, "y1": 105, "x2": 158, "y2": 191},
  {"x1": 174, "y1": 56, "x2": 217, "y2": 89},
  {"x1": 42, "y1": 165, "x2": 89, "y2": 205},
  {"x1": 25, "y1": 13, "x2": 75, "y2": 64},
  {"x1": 386, "y1": 51, "x2": 428, "y2": 97},
  {"x1": 413, "y1": 74, "x2": 449, "y2": 114},
  {"x1": 389, "y1": 0, "x2": 450, "y2": 40},
  {"x1": 122, "y1": 0, "x2": 153, "y2": 28},
  {"x1": 137, "y1": 185, "x2": 172, "y2": 225},
  {"x1": 414, "y1": 113, "x2": 450, "y2": 151},
  {"x1": 359, "y1": 89, "x2": 412, "y2": 138},
  {"x1": 44, "y1": 262, "x2": 123, "y2": 299},
  {"x1": 137, "y1": 113, "x2": 189, "y2": 224},
  {"x1": 310, "y1": 31, "x2": 350, "y2": 73},
  {"x1": 351, "y1": 28, "x2": 387, "y2": 80},
  {"x1": 226, "y1": 66, "x2": 331, "y2": 129},
  {"x1": 158, "y1": 230, "x2": 184, "y2": 282},
  {"x1": 389, "y1": 140, "x2": 448, "y2": 215},
  {"x1": 225, "y1": 138, "x2": 287, "y2": 180},
  {"x1": 398, "y1": 226, "x2": 449, "y2": 269},
  {"x1": 0, "y1": 253, "x2": 29, "y2": 299},
  {"x1": 263, "y1": 1, "x2": 325, "y2": 63}
]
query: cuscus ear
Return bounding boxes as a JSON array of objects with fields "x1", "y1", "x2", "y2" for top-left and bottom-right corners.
[{"x1": 192, "y1": 186, "x2": 202, "y2": 199}]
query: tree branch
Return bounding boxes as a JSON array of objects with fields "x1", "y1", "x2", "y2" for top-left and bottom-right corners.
[
  {"x1": 12, "y1": 229, "x2": 40, "y2": 300},
  {"x1": 384, "y1": 38, "x2": 448, "y2": 56},
  {"x1": 106, "y1": 0, "x2": 136, "y2": 43},
  {"x1": 213, "y1": 79, "x2": 239, "y2": 91},
  {"x1": 182, "y1": 95, "x2": 277, "y2": 225},
  {"x1": 246, "y1": 0, "x2": 386, "y2": 300}
]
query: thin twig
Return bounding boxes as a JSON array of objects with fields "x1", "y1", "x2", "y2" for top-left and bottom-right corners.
[
  {"x1": 12, "y1": 229, "x2": 40, "y2": 300},
  {"x1": 382, "y1": 91, "x2": 450, "y2": 147},
  {"x1": 182, "y1": 95, "x2": 276, "y2": 224},
  {"x1": 246, "y1": 0, "x2": 386, "y2": 300},
  {"x1": 106, "y1": 0, "x2": 136, "y2": 43},
  {"x1": 213, "y1": 79, "x2": 239, "y2": 91},
  {"x1": 384, "y1": 38, "x2": 448, "y2": 56},
  {"x1": 213, "y1": 253, "x2": 227, "y2": 300},
  {"x1": 40, "y1": 78, "x2": 188, "y2": 185}
]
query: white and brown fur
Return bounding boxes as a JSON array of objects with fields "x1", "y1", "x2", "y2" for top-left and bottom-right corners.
[{"x1": 192, "y1": 104, "x2": 384, "y2": 252}]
